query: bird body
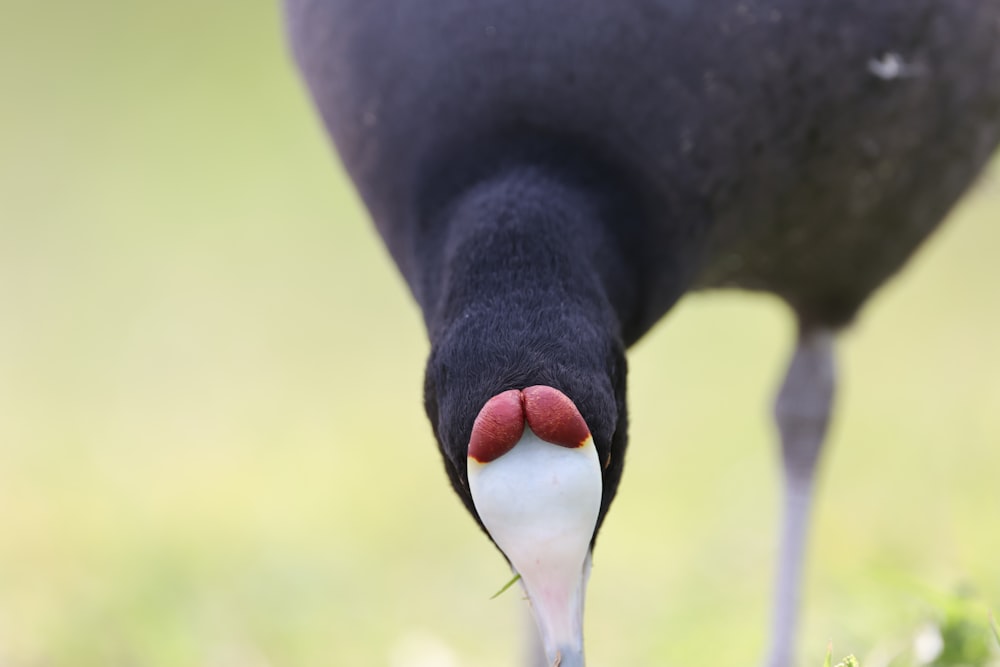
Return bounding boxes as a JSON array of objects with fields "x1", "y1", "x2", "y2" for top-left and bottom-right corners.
[
  {"x1": 286, "y1": 1, "x2": 1000, "y2": 664},
  {"x1": 288, "y1": 0, "x2": 1000, "y2": 330}
]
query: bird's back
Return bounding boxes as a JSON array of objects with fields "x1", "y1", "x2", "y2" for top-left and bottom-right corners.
[{"x1": 288, "y1": 0, "x2": 1000, "y2": 331}]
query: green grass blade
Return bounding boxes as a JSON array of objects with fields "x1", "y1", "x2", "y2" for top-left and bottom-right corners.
[
  {"x1": 490, "y1": 573, "x2": 522, "y2": 600},
  {"x1": 823, "y1": 642, "x2": 833, "y2": 667},
  {"x1": 990, "y1": 611, "x2": 1000, "y2": 647}
]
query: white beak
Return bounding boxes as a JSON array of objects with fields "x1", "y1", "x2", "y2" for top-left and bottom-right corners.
[{"x1": 469, "y1": 426, "x2": 602, "y2": 666}]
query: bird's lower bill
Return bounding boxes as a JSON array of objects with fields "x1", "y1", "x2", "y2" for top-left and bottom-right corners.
[
  {"x1": 468, "y1": 427, "x2": 603, "y2": 666},
  {"x1": 521, "y1": 552, "x2": 592, "y2": 667}
]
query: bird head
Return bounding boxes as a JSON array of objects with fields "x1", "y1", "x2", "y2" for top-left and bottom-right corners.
[{"x1": 423, "y1": 317, "x2": 627, "y2": 666}]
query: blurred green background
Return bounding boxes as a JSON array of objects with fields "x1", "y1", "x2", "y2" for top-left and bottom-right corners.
[{"x1": 1, "y1": 2, "x2": 998, "y2": 666}]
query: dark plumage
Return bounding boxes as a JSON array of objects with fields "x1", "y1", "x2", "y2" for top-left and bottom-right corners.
[{"x1": 285, "y1": 1, "x2": 1000, "y2": 663}]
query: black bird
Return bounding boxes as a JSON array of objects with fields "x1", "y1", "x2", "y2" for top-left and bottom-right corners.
[{"x1": 284, "y1": 1, "x2": 1000, "y2": 665}]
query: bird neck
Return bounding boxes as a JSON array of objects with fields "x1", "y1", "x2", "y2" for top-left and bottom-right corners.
[
  {"x1": 419, "y1": 166, "x2": 639, "y2": 344},
  {"x1": 416, "y1": 167, "x2": 634, "y2": 524}
]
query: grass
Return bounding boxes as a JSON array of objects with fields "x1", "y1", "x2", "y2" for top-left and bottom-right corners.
[
  {"x1": 824, "y1": 601, "x2": 1000, "y2": 667},
  {"x1": 825, "y1": 648, "x2": 859, "y2": 667},
  {"x1": 1, "y1": 1, "x2": 999, "y2": 666}
]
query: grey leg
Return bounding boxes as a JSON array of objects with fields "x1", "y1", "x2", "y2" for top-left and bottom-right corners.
[{"x1": 764, "y1": 328, "x2": 837, "y2": 667}]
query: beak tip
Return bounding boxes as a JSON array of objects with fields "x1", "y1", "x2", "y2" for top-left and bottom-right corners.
[{"x1": 550, "y1": 645, "x2": 585, "y2": 667}]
